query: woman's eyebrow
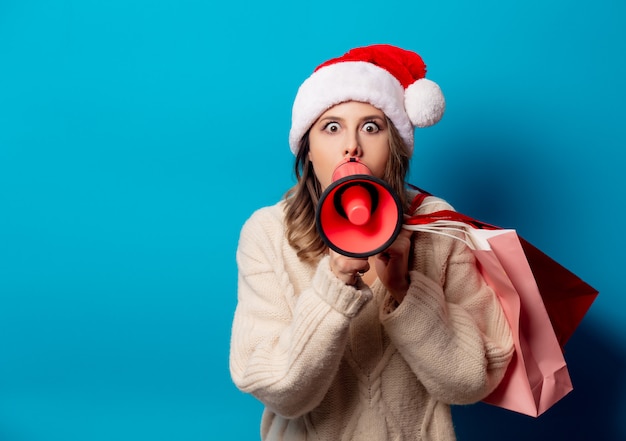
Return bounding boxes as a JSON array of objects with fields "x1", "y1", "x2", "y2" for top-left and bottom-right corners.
[
  {"x1": 360, "y1": 115, "x2": 385, "y2": 121},
  {"x1": 318, "y1": 114, "x2": 385, "y2": 122},
  {"x1": 317, "y1": 115, "x2": 345, "y2": 122}
]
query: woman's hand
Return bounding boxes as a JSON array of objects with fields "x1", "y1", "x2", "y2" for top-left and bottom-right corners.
[
  {"x1": 329, "y1": 249, "x2": 370, "y2": 286},
  {"x1": 374, "y1": 228, "x2": 413, "y2": 303}
]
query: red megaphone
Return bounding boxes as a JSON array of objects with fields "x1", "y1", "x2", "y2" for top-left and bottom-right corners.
[{"x1": 315, "y1": 158, "x2": 403, "y2": 258}]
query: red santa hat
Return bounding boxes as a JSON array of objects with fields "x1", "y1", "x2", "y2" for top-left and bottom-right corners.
[{"x1": 289, "y1": 44, "x2": 445, "y2": 156}]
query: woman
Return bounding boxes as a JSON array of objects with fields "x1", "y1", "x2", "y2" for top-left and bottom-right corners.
[{"x1": 230, "y1": 44, "x2": 514, "y2": 441}]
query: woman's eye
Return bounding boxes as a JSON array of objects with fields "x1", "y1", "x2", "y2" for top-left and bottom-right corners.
[
  {"x1": 363, "y1": 122, "x2": 380, "y2": 133},
  {"x1": 324, "y1": 122, "x2": 340, "y2": 133}
]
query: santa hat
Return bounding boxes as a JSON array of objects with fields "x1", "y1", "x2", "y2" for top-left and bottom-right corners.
[{"x1": 289, "y1": 44, "x2": 445, "y2": 156}]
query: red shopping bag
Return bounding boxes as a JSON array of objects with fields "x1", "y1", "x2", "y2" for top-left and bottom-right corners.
[
  {"x1": 405, "y1": 198, "x2": 598, "y2": 417},
  {"x1": 517, "y1": 237, "x2": 599, "y2": 349}
]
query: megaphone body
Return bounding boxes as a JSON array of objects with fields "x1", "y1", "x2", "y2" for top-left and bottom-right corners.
[{"x1": 315, "y1": 158, "x2": 404, "y2": 258}]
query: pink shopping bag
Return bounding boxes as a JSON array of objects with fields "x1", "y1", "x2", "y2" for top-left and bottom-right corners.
[{"x1": 472, "y1": 229, "x2": 573, "y2": 416}]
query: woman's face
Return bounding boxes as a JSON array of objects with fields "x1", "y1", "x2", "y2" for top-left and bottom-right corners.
[{"x1": 308, "y1": 101, "x2": 390, "y2": 190}]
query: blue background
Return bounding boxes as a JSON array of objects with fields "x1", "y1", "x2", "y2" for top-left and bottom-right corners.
[{"x1": 1, "y1": 0, "x2": 624, "y2": 439}]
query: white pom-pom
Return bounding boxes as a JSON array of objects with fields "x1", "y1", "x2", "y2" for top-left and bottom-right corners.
[{"x1": 404, "y1": 78, "x2": 445, "y2": 128}]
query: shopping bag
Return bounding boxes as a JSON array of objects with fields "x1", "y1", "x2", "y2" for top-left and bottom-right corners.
[
  {"x1": 471, "y1": 228, "x2": 574, "y2": 416},
  {"x1": 404, "y1": 197, "x2": 598, "y2": 417},
  {"x1": 516, "y1": 237, "x2": 599, "y2": 349}
]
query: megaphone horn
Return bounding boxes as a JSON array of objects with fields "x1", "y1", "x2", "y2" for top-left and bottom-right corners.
[{"x1": 316, "y1": 158, "x2": 403, "y2": 258}]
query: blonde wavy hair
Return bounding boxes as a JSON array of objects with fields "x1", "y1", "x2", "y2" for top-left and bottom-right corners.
[{"x1": 284, "y1": 116, "x2": 411, "y2": 262}]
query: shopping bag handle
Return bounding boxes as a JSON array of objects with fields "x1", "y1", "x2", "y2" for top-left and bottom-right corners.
[
  {"x1": 406, "y1": 186, "x2": 500, "y2": 230},
  {"x1": 405, "y1": 209, "x2": 499, "y2": 230}
]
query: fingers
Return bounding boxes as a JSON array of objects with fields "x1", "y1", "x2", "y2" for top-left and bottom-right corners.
[
  {"x1": 327, "y1": 229, "x2": 413, "y2": 287},
  {"x1": 329, "y1": 250, "x2": 369, "y2": 286}
]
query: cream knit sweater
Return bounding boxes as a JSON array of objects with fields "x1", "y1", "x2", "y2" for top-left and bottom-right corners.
[{"x1": 230, "y1": 195, "x2": 514, "y2": 441}]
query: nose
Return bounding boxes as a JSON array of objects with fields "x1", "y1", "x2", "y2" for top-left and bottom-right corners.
[{"x1": 344, "y1": 133, "x2": 361, "y2": 157}]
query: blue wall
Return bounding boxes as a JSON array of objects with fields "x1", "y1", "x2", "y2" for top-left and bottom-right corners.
[{"x1": 1, "y1": 0, "x2": 623, "y2": 439}]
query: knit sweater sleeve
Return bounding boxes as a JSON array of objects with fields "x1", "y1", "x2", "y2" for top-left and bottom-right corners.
[
  {"x1": 229, "y1": 205, "x2": 372, "y2": 418},
  {"x1": 380, "y1": 199, "x2": 514, "y2": 405}
]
